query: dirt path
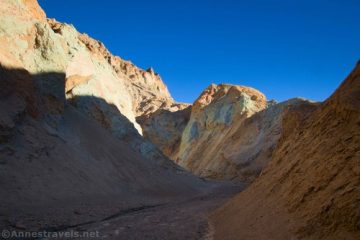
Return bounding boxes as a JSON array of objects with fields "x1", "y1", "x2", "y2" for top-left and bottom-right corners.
[{"x1": 63, "y1": 184, "x2": 244, "y2": 240}]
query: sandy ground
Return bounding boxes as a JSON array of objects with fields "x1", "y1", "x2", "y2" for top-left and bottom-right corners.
[{"x1": 25, "y1": 183, "x2": 244, "y2": 240}]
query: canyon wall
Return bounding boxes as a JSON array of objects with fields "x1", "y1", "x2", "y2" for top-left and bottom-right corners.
[
  {"x1": 0, "y1": 0, "x2": 182, "y2": 166},
  {"x1": 0, "y1": 0, "x2": 209, "y2": 229},
  {"x1": 211, "y1": 63, "x2": 360, "y2": 240}
]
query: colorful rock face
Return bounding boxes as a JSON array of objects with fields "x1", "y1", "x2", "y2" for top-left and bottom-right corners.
[
  {"x1": 142, "y1": 82, "x2": 317, "y2": 182},
  {"x1": 0, "y1": 0, "x2": 184, "y2": 165},
  {"x1": 175, "y1": 84, "x2": 268, "y2": 179}
]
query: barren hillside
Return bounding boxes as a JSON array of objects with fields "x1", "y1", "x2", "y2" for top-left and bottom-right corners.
[{"x1": 211, "y1": 63, "x2": 360, "y2": 240}]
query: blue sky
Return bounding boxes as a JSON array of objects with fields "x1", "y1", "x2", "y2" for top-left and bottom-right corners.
[{"x1": 39, "y1": 0, "x2": 360, "y2": 103}]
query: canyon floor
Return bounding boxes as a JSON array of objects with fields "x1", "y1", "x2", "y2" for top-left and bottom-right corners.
[{"x1": 43, "y1": 183, "x2": 244, "y2": 240}]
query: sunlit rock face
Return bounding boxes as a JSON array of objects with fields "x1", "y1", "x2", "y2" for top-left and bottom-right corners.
[
  {"x1": 75, "y1": 33, "x2": 174, "y2": 118},
  {"x1": 175, "y1": 83, "x2": 269, "y2": 181},
  {"x1": 0, "y1": 0, "x2": 179, "y2": 164},
  {"x1": 141, "y1": 82, "x2": 317, "y2": 182}
]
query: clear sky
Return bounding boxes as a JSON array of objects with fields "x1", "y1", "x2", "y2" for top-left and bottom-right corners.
[{"x1": 38, "y1": 0, "x2": 360, "y2": 103}]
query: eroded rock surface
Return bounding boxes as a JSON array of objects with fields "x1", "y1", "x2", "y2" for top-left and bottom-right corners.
[
  {"x1": 138, "y1": 103, "x2": 191, "y2": 158},
  {"x1": 211, "y1": 63, "x2": 360, "y2": 240},
  {"x1": 77, "y1": 32, "x2": 174, "y2": 117},
  {"x1": 175, "y1": 84, "x2": 267, "y2": 179},
  {"x1": 0, "y1": 0, "x2": 183, "y2": 167},
  {"x1": 143, "y1": 83, "x2": 316, "y2": 181}
]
